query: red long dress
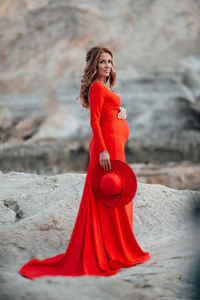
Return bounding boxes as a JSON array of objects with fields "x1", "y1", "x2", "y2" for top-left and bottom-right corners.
[{"x1": 19, "y1": 80, "x2": 151, "y2": 279}]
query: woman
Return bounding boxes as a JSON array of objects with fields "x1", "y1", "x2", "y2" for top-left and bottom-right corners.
[{"x1": 19, "y1": 46, "x2": 151, "y2": 279}]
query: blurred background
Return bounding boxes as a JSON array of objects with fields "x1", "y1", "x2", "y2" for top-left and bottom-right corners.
[{"x1": 0, "y1": 0, "x2": 200, "y2": 191}]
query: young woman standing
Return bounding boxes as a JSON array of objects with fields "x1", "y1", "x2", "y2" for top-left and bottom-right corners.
[{"x1": 19, "y1": 46, "x2": 151, "y2": 279}]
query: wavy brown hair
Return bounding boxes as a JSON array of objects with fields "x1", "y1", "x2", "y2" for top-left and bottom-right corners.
[{"x1": 78, "y1": 46, "x2": 116, "y2": 109}]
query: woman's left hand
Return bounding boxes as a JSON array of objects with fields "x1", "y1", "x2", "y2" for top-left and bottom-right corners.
[{"x1": 117, "y1": 106, "x2": 127, "y2": 119}]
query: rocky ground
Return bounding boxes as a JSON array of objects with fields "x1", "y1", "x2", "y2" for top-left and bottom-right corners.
[{"x1": 0, "y1": 170, "x2": 200, "y2": 300}]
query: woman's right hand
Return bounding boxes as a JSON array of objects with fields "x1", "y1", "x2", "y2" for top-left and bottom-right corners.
[{"x1": 99, "y1": 150, "x2": 111, "y2": 171}]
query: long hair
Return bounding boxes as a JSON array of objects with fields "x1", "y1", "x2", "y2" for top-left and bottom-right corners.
[{"x1": 78, "y1": 46, "x2": 116, "y2": 109}]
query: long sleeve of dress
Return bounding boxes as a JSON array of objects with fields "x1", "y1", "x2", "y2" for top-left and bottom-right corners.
[{"x1": 89, "y1": 82, "x2": 108, "y2": 153}]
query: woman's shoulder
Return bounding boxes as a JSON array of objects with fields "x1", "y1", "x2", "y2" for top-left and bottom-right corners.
[{"x1": 89, "y1": 81, "x2": 108, "y2": 93}]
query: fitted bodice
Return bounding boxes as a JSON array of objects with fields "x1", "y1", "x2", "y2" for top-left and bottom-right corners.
[
  {"x1": 88, "y1": 81, "x2": 129, "y2": 154},
  {"x1": 100, "y1": 86, "x2": 121, "y2": 121},
  {"x1": 89, "y1": 81, "x2": 121, "y2": 120}
]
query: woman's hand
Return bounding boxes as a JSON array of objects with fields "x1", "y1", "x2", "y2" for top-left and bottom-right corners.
[
  {"x1": 99, "y1": 150, "x2": 111, "y2": 171},
  {"x1": 118, "y1": 106, "x2": 127, "y2": 119}
]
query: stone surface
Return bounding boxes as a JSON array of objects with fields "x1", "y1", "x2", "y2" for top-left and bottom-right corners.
[
  {"x1": 0, "y1": 0, "x2": 200, "y2": 94},
  {"x1": 0, "y1": 70, "x2": 200, "y2": 176},
  {"x1": 0, "y1": 170, "x2": 200, "y2": 299},
  {"x1": 130, "y1": 161, "x2": 200, "y2": 191}
]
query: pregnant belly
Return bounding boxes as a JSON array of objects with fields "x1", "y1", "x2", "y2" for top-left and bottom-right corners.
[
  {"x1": 89, "y1": 118, "x2": 130, "y2": 162},
  {"x1": 101, "y1": 117, "x2": 130, "y2": 144}
]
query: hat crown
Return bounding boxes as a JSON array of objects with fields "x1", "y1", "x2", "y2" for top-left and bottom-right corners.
[{"x1": 100, "y1": 171, "x2": 123, "y2": 196}]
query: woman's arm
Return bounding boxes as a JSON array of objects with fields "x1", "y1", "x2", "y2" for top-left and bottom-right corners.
[{"x1": 89, "y1": 82, "x2": 108, "y2": 153}]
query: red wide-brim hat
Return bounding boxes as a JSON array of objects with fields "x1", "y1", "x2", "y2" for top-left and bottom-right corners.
[{"x1": 91, "y1": 159, "x2": 137, "y2": 208}]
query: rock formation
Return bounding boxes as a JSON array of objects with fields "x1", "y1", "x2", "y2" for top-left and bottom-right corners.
[{"x1": 0, "y1": 170, "x2": 200, "y2": 299}]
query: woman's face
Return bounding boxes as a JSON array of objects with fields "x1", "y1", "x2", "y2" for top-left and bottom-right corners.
[{"x1": 96, "y1": 52, "x2": 113, "y2": 79}]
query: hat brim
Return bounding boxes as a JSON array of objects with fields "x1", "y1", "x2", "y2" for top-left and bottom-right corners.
[{"x1": 91, "y1": 160, "x2": 137, "y2": 208}]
